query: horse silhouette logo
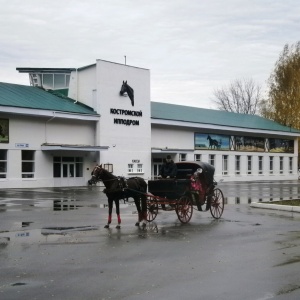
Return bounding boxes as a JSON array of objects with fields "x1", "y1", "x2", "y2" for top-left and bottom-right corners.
[{"x1": 120, "y1": 81, "x2": 134, "y2": 106}]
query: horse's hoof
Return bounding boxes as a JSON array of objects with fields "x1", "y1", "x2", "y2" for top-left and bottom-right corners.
[
  {"x1": 135, "y1": 222, "x2": 140, "y2": 226},
  {"x1": 116, "y1": 225, "x2": 121, "y2": 229},
  {"x1": 104, "y1": 224, "x2": 109, "y2": 229}
]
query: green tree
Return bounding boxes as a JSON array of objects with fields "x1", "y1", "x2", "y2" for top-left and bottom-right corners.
[
  {"x1": 213, "y1": 78, "x2": 262, "y2": 114},
  {"x1": 263, "y1": 42, "x2": 300, "y2": 128}
]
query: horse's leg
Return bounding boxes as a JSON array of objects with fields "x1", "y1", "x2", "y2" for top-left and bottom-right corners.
[
  {"x1": 134, "y1": 196, "x2": 142, "y2": 226},
  {"x1": 104, "y1": 198, "x2": 113, "y2": 228},
  {"x1": 115, "y1": 199, "x2": 121, "y2": 229},
  {"x1": 140, "y1": 195, "x2": 147, "y2": 227}
]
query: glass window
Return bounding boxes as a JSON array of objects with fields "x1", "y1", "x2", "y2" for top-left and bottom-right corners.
[
  {"x1": 137, "y1": 164, "x2": 143, "y2": 173},
  {"x1": 270, "y1": 156, "x2": 274, "y2": 174},
  {"x1": 0, "y1": 149, "x2": 7, "y2": 178},
  {"x1": 128, "y1": 164, "x2": 133, "y2": 173},
  {"x1": 222, "y1": 155, "x2": 228, "y2": 175},
  {"x1": 53, "y1": 157, "x2": 83, "y2": 178},
  {"x1": 235, "y1": 155, "x2": 240, "y2": 175},
  {"x1": 66, "y1": 74, "x2": 70, "y2": 87},
  {"x1": 194, "y1": 154, "x2": 201, "y2": 161},
  {"x1": 279, "y1": 157, "x2": 284, "y2": 174},
  {"x1": 247, "y1": 156, "x2": 252, "y2": 175},
  {"x1": 289, "y1": 157, "x2": 293, "y2": 174},
  {"x1": 209, "y1": 154, "x2": 215, "y2": 167},
  {"x1": 42, "y1": 74, "x2": 54, "y2": 89},
  {"x1": 22, "y1": 150, "x2": 35, "y2": 178},
  {"x1": 258, "y1": 156, "x2": 263, "y2": 174},
  {"x1": 179, "y1": 153, "x2": 186, "y2": 162},
  {"x1": 103, "y1": 163, "x2": 113, "y2": 173},
  {"x1": 54, "y1": 74, "x2": 66, "y2": 89}
]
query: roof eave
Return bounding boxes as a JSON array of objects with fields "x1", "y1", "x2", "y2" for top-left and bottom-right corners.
[
  {"x1": 151, "y1": 118, "x2": 300, "y2": 137},
  {"x1": 0, "y1": 106, "x2": 100, "y2": 121}
]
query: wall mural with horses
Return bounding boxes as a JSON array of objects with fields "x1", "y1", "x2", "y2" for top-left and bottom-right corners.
[
  {"x1": 194, "y1": 133, "x2": 230, "y2": 150},
  {"x1": 195, "y1": 133, "x2": 294, "y2": 153},
  {"x1": 234, "y1": 136, "x2": 265, "y2": 152},
  {"x1": 0, "y1": 119, "x2": 9, "y2": 143},
  {"x1": 269, "y1": 138, "x2": 294, "y2": 153}
]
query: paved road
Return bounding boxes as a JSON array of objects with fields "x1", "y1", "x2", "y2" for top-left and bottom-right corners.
[{"x1": 1, "y1": 181, "x2": 300, "y2": 300}]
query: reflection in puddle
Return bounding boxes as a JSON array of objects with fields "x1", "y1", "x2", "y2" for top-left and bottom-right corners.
[
  {"x1": 0, "y1": 225, "x2": 99, "y2": 245},
  {"x1": 99, "y1": 203, "x2": 134, "y2": 208},
  {"x1": 226, "y1": 196, "x2": 297, "y2": 204}
]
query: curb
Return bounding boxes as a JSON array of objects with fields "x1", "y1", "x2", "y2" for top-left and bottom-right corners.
[{"x1": 250, "y1": 202, "x2": 300, "y2": 213}]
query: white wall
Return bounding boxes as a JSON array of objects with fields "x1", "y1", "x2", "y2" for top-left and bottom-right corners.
[
  {"x1": 96, "y1": 60, "x2": 152, "y2": 179},
  {"x1": 0, "y1": 115, "x2": 98, "y2": 188},
  {"x1": 68, "y1": 65, "x2": 97, "y2": 109},
  {"x1": 151, "y1": 124, "x2": 298, "y2": 182}
]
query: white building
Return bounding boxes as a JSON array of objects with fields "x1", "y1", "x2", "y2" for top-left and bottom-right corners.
[{"x1": 0, "y1": 59, "x2": 298, "y2": 189}]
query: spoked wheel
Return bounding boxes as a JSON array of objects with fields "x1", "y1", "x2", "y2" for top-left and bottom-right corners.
[
  {"x1": 147, "y1": 196, "x2": 158, "y2": 222},
  {"x1": 176, "y1": 195, "x2": 193, "y2": 224},
  {"x1": 210, "y1": 188, "x2": 224, "y2": 219}
]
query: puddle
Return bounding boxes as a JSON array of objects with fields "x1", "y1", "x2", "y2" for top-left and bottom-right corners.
[
  {"x1": 11, "y1": 282, "x2": 27, "y2": 286},
  {"x1": 99, "y1": 203, "x2": 134, "y2": 208},
  {"x1": 0, "y1": 226, "x2": 99, "y2": 244},
  {"x1": 274, "y1": 256, "x2": 300, "y2": 267},
  {"x1": 277, "y1": 284, "x2": 300, "y2": 295}
]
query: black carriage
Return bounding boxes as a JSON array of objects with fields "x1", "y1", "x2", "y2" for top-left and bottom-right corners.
[{"x1": 147, "y1": 162, "x2": 224, "y2": 223}]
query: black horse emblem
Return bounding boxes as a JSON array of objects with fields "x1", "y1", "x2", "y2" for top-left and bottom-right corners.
[{"x1": 120, "y1": 81, "x2": 134, "y2": 106}]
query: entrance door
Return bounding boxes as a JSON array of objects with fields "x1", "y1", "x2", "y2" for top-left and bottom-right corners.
[
  {"x1": 153, "y1": 163, "x2": 162, "y2": 179},
  {"x1": 62, "y1": 163, "x2": 75, "y2": 178}
]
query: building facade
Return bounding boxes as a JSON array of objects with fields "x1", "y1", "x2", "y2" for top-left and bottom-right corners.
[{"x1": 0, "y1": 59, "x2": 298, "y2": 189}]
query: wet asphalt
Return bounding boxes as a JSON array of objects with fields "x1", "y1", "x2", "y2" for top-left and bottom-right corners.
[{"x1": 1, "y1": 181, "x2": 300, "y2": 300}]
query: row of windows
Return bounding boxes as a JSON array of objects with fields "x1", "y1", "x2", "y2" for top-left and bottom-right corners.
[
  {"x1": 177, "y1": 153, "x2": 294, "y2": 176},
  {"x1": 30, "y1": 73, "x2": 70, "y2": 90},
  {"x1": 0, "y1": 150, "x2": 84, "y2": 179},
  {"x1": 0, "y1": 150, "x2": 35, "y2": 178},
  {"x1": 128, "y1": 163, "x2": 143, "y2": 173}
]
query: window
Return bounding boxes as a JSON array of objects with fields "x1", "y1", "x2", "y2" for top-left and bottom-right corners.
[
  {"x1": 235, "y1": 155, "x2": 240, "y2": 175},
  {"x1": 42, "y1": 74, "x2": 54, "y2": 89},
  {"x1": 209, "y1": 154, "x2": 215, "y2": 167},
  {"x1": 22, "y1": 150, "x2": 35, "y2": 178},
  {"x1": 53, "y1": 156, "x2": 83, "y2": 178},
  {"x1": 222, "y1": 155, "x2": 228, "y2": 175},
  {"x1": 279, "y1": 157, "x2": 284, "y2": 174},
  {"x1": 103, "y1": 163, "x2": 113, "y2": 173},
  {"x1": 128, "y1": 163, "x2": 143, "y2": 173},
  {"x1": 269, "y1": 156, "x2": 274, "y2": 174},
  {"x1": 153, "y1": 158, "x2": 163, "y2": 178},
  {"x1": 289, "y1": 157, "x2": 293, "y2": 174},
  {"x1": 128, "y1": 164, "x2": 133, "y2": 173},
  {"x1": 42, "y1": 73, "x2": 71, "y2": 90},
  {"x1": 179, "y1": 153, "x2": 186, "y2": 162},
  {"x1": 194, "y1": 154, "x2": 201, "y2": 161},
  {"x1": 258, "y1": 156, "x2": 263, "y2": 175},
  {"x1": 0, "y1": 150, "x2": 7, "y2": 178},
  {"x1": 247, "y1": 156, "x2": 252, "y2": 175}
]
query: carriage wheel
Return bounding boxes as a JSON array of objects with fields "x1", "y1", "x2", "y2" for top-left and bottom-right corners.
[
  {"x1": 176, "y1": 195, "x2": 193, "y2": 224},
  {"x1": 147, "y1": 196, "x2": 158, "y2": 222},
  {"x1": 210, "y1": 188, "x2": 224, "y2": 219}
]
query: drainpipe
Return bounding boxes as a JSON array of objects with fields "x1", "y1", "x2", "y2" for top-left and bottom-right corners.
[
  {"x1": 74, "y1": 68, "x2": 78, "y2": 103},
  {"x1": 45, "y1": 112, "x2": 56, "y2": 143}
]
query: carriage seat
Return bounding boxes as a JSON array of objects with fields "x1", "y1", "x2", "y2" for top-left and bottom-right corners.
[{"x1": 176, "y1": 169, "x2": 193, "y2": 179}]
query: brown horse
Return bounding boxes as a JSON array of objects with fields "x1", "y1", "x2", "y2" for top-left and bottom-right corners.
[{"x1": 89, "y1": 165, "x2": 147, "y2": 229}]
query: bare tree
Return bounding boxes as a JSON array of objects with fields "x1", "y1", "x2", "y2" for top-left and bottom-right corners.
[{"x1": 213, "y1": 78, "x2": 262, "y2": 114}]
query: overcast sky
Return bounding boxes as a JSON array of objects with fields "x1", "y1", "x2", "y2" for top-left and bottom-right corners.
[{"x1": 1, "y1": 0, "x2": 299, "y2": 109}]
